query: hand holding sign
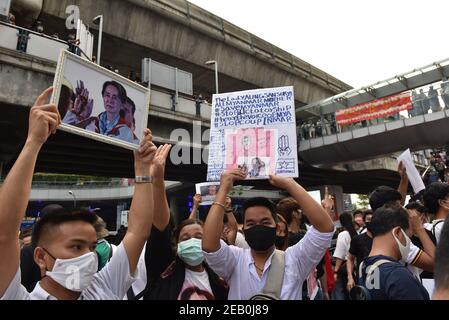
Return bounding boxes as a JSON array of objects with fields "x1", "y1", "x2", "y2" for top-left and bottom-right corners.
[
  {"x1": 193, "y1": 194, "x2": 202, "y2": 208},
  {"x1": 268, "y1": 175, "x2": 296, "y2": 191}
]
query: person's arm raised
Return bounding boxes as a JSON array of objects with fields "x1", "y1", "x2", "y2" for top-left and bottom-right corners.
[
  {"x1": 269, "y1": 175, "x2": 334, "y2": 233},
  {"x1": 202, "y1": 169, "x2": 246, "y2": 253},
  {"x1": 408, "y1": 209, "x2": 435, "y2": 272},
  {"x1": 225, "y1": 197, "x2": 238, "y2": 246},
  {"x1": 150, "y1": 144, "x2": 172, "y2": 231},
  {"x1": 188, "y1": 194, "x2": 202, "y2": 220},
  {"x1": 0, "y1": 88, "x2": 60, "y2": 296},
  {"x1": 122, "y1": 129, "x2": 157, "y2": 275}
]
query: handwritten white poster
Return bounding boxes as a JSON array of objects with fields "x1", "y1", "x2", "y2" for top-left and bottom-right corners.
[{"x1": 207, "y1": 86, "x2": 299, "y2": 181}]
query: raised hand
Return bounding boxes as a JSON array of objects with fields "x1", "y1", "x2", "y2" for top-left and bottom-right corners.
[
  {"x1": 220, "y1": 168, "x2": 247, "y2": 191},
  {"x1": 193, "y1": 194, "x2": 202, "y2": 208},
  {"x1": 80, "y1": 98, "x2": 94, "y2": 119},
  {"x1": 321, "y1": 186, "x2": 334, "y2": 213},
  {"x1": 398, "y1": 161, "x2": 407, "y2": 180},
  {"x1": 268, "y1": 175, "x2": 296, "y2": 191},
  {"x1": 407, "y1": 209, "x2": 423, "y2": 235},
  {"x1": 150, "y1": 144, "x2": 172, "y2": 180},
  {"x1": 134, "y1": 128, "x2": 157, "y2": 171},
  {"x1": 73, "y1": 87, "x2": 89, "y2": 117},
  {"x1": 27, "y1": 87, "x2": 61, "y2": 146}
]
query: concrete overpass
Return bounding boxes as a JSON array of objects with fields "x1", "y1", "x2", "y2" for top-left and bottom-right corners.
[
  {"x1": 35, "y1": 0, "x2": 351, "y2": 107},
  {"x1": 298, "y1": 58, "x2": 449, "y2": 166},
  {"x1": 1, "y1": 1, "x2": 409, "y2": 194}
]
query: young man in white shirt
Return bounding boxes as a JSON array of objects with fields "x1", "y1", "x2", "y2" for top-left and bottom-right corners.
[
  {"x1": 202, "y1": 169, "x2": 335, "y2": 300},
  {"x1": 0, "y1": 87, "x2": 158, "y2": 300}
]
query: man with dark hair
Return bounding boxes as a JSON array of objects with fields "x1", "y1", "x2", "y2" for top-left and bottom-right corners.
[
  {"x1": 369, "y1": 186, "x2": 403, "y2": 212},
  {"x1": 423, "y1": 182, "x2": 449, "y2": 244},
  {"x1": 202, "y1": 169, "x2": 335, "y2": 300},
  {"x1": 276, "y1": 197, "x2": 306, "y2": 246},
  {"x1": 358, "y1": 204, "x2": 429, "y2": 300},
  {"x1": 0, "y1": 87, "x2": 158, "y2": 300},
  {"x1": 20, "y1": 204, "x2": 65, "y2": 292},
  {"x1": 368, "y1": 173, "x2": 435, "y2": 275},
  {"x1": 93, "y1": 81, "x2": 136, "y2": 144},
  {"x1": 433, "y1": 218, "x2": 449, "y2": 299}
]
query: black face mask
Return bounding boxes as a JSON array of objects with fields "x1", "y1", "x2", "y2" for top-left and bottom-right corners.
[
  {"x1": 275, "y1": 235, "x2": 287, "y2": 249},
  {"x1": 244, "y1": 225, "x2": 276, "y2": 251}
]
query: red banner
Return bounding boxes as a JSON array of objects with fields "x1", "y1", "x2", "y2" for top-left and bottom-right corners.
[{"x1": 335, "y1": 92, "x2": 412, "y2": 125}]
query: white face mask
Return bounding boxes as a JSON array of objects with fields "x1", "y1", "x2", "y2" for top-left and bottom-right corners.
[
  {"x1": 45, "y1": 250, "x2": 98, "y2": 292},
  {"x1": 392, "y1": 228, "x2": 412, "y2": 263}
]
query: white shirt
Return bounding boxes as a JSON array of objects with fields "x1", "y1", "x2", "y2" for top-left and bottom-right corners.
[
  {"x1": 1, "y1": 243, "x2": 135, "y2": 300},
  {"x1": 234, "y1": 232, "x2": 250, "y2": 249},
  {"x1": 123, "y1": 245, "x2": 147, "y2": 300},
  {"x1": 203, "y1": 226, "x2": 334, "y2": 300},
  {"x1": 333, "y1": 230, "x2": 351, "y2": 261},
  {"x1": 406, "y1": 242, "x2": 424, "y2": 279},
  {"x1": 177, "y1": 269, "x2": 213, "y2": 300}
]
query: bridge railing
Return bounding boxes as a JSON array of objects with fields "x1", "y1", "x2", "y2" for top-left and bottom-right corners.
[
  {"x1": 298, "y1": 84, "x2": 449, "y2": 142},
  {"x1": 0, "y1": 20, "x2": 69, "y2": 62}
]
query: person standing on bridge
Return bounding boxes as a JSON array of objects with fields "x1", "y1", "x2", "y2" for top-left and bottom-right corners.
[{"x1": 428, "y1": 86, "x2": 441, "y2": 113}]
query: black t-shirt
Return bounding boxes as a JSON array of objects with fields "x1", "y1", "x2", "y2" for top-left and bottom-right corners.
[
  {"x1": 349, "y1": 233, "x2": 372, "y2": 269},
  {"x1": 359, "y1": 255, "x2": 430, "y2": 300}
]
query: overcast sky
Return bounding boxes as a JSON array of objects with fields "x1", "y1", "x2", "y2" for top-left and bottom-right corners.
[{"x1": 189, "y1": 0, "x2": 449, "y2": 89}]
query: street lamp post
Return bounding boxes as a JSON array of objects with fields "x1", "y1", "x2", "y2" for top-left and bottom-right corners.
[
  {"x1": 92, "y1": 15, "x2": 103, "y2": 65},
  {"x1": 205, "y1": 60, "x2": 219, "y2": 94},
  {"x1": 68, "y1": 190, "x2": 77, "y2": 209}
]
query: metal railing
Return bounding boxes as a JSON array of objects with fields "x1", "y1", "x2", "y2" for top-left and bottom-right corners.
[
  {"x1": 0, "y1": 20, "x2": 69, "y2": 62},
  {"x1": 298, "y1": 84, "x2": 449, "y2": 142}
]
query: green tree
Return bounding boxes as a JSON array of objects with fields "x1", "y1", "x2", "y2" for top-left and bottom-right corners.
[{"x1": 356, "y1": 194, "x2": 370, "y2": 209}]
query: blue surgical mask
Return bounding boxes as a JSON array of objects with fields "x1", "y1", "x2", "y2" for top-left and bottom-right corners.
[{"x1": 177, "y1": 238, "x2": 204, "y2": 267}]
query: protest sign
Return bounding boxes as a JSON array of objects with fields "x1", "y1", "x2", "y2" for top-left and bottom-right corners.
[
  {"x1": 207, "y1": 86, "x2": 299, "y2": 181},
  {"x1": 195, "y1": 182, "x2": 221, "y2": 205}
]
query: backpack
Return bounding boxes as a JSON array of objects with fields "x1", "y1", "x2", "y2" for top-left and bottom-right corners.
[
  {"x1": 349, "y1": 259, "x2": 392, "y2": 300},
  {"x1": 249, "y1": 250, "x2": 285, "y2": 300},
  {"x1": 430, "y1": 220, "x2": 444, "y2": 244}
]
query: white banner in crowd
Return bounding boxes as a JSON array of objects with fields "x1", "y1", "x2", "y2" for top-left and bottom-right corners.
[
  {"x1": 207, "y1": 86, "x2": 299, "y2": 181},
  {"x1": 397, "y1": 148, "x2": 426, "y2": 194}
]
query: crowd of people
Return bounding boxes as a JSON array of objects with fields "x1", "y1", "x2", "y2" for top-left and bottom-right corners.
[
  {"x1": 1, "y1": 87, "x2": 449, "y2": 301},
  {"x1": 423, "y1": 149, "x2": 449, "y2": 184}
]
